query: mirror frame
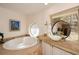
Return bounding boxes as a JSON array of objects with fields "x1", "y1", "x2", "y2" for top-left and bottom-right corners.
[
  {"x1": 51, "y1": 20, "x2": 71, "y2": 39},
  {"x1": 28, "y1": 23, "x2": 39, "y2": 37}
]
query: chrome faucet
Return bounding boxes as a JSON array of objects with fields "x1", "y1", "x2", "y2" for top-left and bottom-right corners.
[{"x1": 0, "y1": 32, "x2": 4, "y2": 43}]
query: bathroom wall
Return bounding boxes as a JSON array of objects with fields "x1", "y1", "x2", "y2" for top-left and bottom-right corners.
[
  {"x1": 46, "y1": 3, "x2": 79, "y2": 41},
  {"x1": 1, "y1": 3, "x2": 78, "y2": 39},
  {"x1": 27, "y1": 3, "x2": 79, "y2": 40},
  {"x1": 0, "y1": 7, "x2": 28, "y2": 38},
  {"x1": 27, "y1": 11, "x2": 48, "y2": 35}
]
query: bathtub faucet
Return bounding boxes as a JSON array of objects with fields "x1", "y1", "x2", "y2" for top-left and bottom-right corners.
[{"x1": 0, "y1": 32, "x2": 4, "y2": 43}]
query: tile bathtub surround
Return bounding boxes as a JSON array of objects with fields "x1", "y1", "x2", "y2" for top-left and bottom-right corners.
[
  {"x1": 0, "y1": 34, "x2": 42, "y2": 55},
  {"x1": 3, "y1": 34, "x2": 30, "y2": 42},
  {"x1": 0, "y1": 43, "x2": 42, "y2": 55}
]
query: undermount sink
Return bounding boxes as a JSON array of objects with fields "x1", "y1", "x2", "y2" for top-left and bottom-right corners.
[{"x1": 3, "y1": 37, "x2": 38, "y2": 50}]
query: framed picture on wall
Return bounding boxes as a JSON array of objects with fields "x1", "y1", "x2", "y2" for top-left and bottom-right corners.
[{"x1": 10, "y1": 20, "x2": 20, "y2": 31}]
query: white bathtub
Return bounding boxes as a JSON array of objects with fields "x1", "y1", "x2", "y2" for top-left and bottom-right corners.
[{"x1": 3, "y1": 37, "x2": 38, "y2": 50}]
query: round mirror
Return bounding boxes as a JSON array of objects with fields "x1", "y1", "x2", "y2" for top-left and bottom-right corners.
[
  {"x1": 52, "y1": 20, "x2": 71, "y2": 40},
  {"x1": 29, "y1": 24, "x2": 39, "y2": 37}
]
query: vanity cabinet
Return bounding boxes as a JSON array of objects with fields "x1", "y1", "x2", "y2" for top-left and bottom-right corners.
[
  {"x1": 42, "y1": 42, "x2": 53, "y2": 55},
  {"x1": 52, "y1": 47, "x2": 72, "y2": 55},
  {"x1": 42, "y1": 42, "x2": 72, "y2": 55}
]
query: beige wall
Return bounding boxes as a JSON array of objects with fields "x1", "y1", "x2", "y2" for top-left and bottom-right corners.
[
  {"x1": 0, "y1": 3, "x2": 79, "y2": 39},
  {"x1": 46, "y1": 3, "x2": 79, "y2": 41},
  {"x1": 27, "y1": 3, "x2": 79, "y2": 40},
  {"x1": 27, "y1": 11, "x2": 47, "y2": 35},
  {"x1": 0, "y1": 7, "x2": 28, "y2": 38}
]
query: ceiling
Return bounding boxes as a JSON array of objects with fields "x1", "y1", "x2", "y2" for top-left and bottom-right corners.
[{"x1": 0, "y1": 3, "x2": 53, "y2": 16}]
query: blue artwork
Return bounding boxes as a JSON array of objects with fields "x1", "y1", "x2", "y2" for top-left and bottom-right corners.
[{"x1": 10, "y1": 20, "x2": 20, "y2": 31}]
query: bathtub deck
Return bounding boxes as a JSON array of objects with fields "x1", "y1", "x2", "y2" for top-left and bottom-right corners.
[{"x1": 0, "y1": 43, "x2": 42, "y2": 55}]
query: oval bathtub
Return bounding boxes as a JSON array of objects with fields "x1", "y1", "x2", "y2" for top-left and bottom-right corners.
[{"x1": 3, "y1": 37, "x2": 38, "y2": 50}]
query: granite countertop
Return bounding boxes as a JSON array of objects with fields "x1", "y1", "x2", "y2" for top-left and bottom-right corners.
[{"x1": 38, "y1": 34, "x2": 79, "y2": 55}]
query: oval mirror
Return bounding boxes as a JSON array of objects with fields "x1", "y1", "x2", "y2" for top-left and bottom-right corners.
[
  {"x1": 51, "y1": 20, "x2": 71, "y2": 40},
  {"x1": 29, "y1": 24, "x2": 39, "y2": 37}
]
